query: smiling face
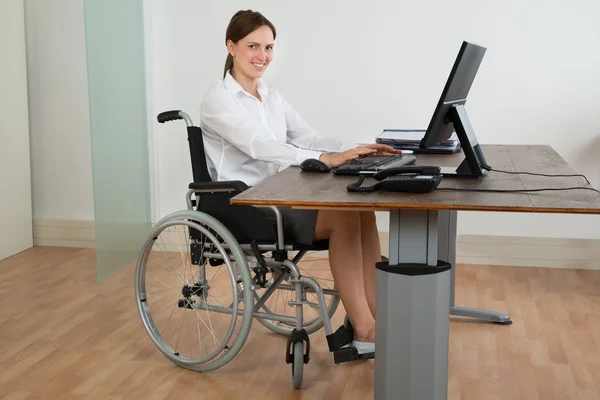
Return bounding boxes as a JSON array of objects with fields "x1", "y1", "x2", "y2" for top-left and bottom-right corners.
[{"x1": 228, "y1": 25, "x2": 274, "y2": 82}]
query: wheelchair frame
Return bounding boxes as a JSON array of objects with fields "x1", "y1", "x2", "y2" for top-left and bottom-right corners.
[{"x1": 135, "y1": 110, "x2": 368, "y2": 389}]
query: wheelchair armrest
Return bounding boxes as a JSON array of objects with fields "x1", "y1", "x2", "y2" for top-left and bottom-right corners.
[
  {"x1": 187, "y1": 181, "x2": 286, "y2": 251},
  {"x1": 251, "y1": 205, "x2": 285, "y2": 250},
  {"x1": 188, "y1": 180, "x2": 248, "y2": 193}
]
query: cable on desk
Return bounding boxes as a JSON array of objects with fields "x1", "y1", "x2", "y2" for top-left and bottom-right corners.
[
  {"x1": 453, "y1": 164, "x2": 599, "y2": 194},
  {"x1": 481, "y1": 164, "x2": 592, "y2": 186},
  {"x1": 436, "y1": 186, "x2": 600, "y2": 194}
]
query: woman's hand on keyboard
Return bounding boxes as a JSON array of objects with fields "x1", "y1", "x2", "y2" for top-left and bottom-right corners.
[
  {"x1": 319, "y1": 146, "x2": 376, "y2": 168},
  {"x1": 363, "y1": 143, "x2": 403, "y2": 156}
]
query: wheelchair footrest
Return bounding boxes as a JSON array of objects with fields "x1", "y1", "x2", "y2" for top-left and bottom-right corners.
[
  {"x1": 326, "y1": 324, "x2": 353, "y2": 351},
  {"x1": 332, "y1": 346, "x2": 374, "y2": 364},
  {"x1": 327, "y1": 321, "x2": 374, "y2": 364}
]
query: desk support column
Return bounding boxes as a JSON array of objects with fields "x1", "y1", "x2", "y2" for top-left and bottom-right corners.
[
  {"x1": 376, "y1": 209, "x2": 450, "y2": 400},
  {"x1": 437, "y1": 210, "x2": 457, "y2": 307},
  {"x1": 437, "y1": 210, "x2": 512, "y2": 325}
]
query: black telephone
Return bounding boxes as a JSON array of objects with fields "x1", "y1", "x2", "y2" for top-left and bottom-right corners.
[{"x1": 347, "y1": 166, "x2": 443, "y2": 193}]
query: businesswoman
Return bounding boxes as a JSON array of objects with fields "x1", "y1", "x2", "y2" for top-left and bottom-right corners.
[{"x1": 200, "y1": 9, "x2": 399, "y2": 352}]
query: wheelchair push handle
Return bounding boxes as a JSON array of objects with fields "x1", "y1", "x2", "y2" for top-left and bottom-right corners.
[{"x1": 157, "y1": 110, "x2": 193, "y2": 127}]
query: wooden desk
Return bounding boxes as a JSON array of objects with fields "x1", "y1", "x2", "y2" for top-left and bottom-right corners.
[
  {"x1": 232, "y1": 145, "x2": 600, "y2": 214},
  {"x1": 232, "y1": 145, "x2": 600, "y2": 400}
]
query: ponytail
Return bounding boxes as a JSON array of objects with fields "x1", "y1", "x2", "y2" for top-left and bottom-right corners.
[{"x1": 223, "y1": 53, "x2": 234, "y2": 78}]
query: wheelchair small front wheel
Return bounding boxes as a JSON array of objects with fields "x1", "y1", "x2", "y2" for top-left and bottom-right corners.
[
  {"x1": 292, "y1": 341, "x2": 304, "y2": 389},
  {"x1": 135, "y1": 211, "x2": 253, "y2": 372}
]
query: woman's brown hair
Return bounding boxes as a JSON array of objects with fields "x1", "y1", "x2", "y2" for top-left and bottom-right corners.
[{"x1": 223, "y1": 10, "x2": 276, "y2": 78}]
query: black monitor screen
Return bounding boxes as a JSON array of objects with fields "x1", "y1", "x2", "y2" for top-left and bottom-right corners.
[
  {"x1": 420, "y1": 41, "x2": 486, "y2": 148},
  {"x1": 419, "y1": 41, "x2": 489, "y2": 178}
]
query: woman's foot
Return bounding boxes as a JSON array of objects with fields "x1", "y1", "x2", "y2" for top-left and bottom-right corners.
[
  {"x1": 354, "y1": 327, "x2": 376, "y2": 343},
  {"x1": 352, "y1": 327, "x2": 376, "y2": 355},
  {"x1": 352, "y1": 340, "x2": 375, "y2": 355},
  {"x1": 352, "y1": 328, "x2": 375, "y2": 355}
]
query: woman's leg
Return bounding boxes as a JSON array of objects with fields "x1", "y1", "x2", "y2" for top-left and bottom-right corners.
[
  {"x1": 313, "y1": 210, "x2": 375, "y2": 342},
  {"x1": 359, "y1": 211, "x2": 381, "y2": 319}
]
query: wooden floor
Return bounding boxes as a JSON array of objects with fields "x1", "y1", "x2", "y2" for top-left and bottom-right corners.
[{"x1": 1, "y1": 247, "x2": 600, "y2": 399}]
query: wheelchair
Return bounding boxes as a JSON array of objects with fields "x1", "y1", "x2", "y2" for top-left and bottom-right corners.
[{"x1": 135, "y1": 110, "x2": 373, "y2": 389}]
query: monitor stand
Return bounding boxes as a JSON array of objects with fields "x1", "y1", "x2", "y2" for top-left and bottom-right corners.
[{"x1": 441, "y1": 104, "x2": 489, "y2": 178}]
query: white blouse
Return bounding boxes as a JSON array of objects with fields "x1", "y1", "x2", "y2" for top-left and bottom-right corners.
[{"x1": 199, "y1": 72, "x2": 357, "y2": 186}]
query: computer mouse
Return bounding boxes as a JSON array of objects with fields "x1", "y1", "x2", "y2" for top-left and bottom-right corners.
[{"x1": 300, "y1": 158, "x2": 331, "y2": 173}]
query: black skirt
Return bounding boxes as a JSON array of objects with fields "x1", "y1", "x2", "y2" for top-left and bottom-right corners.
[{"x1": 257, "y1": 206, "x2": 319, "y2": 246}]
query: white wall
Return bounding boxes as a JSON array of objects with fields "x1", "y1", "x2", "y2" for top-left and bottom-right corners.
[
  {"x1": 149, "y1": 0, "x2": 600, "y2": 239},
  {"x1": 24, "y1": 0, "x2": 94, "y2": 221},
  {"x1": 21, "y1": 1, "x2": 600, "y2": 241},
  {"x1": 0, "y1": 0, "x2": 33, "y2": 260}
]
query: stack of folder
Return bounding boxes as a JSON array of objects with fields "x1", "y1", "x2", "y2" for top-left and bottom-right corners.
[{"x1": 375, "y1": 129, "x2": 461, "y2": 154}]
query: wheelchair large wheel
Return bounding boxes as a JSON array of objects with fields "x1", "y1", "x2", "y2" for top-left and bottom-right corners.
[
  {"x1": 255, "y1": 251, "x2": 340, "y2": 336},
  {"x1": 135, "y1": 210, "x2": 254, "y2": 372}
]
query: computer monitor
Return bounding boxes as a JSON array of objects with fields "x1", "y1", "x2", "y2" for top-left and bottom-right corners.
[{"x1": 419, "y1": 41, "x2": 489, "y2": 178}]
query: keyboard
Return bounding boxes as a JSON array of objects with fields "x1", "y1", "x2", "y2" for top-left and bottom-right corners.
[{"x1": 332, "y1": 154, "x2": 417, "y2": 176}]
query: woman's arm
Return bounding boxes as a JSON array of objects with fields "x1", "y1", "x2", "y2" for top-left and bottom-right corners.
[
  {"x1": 201, "y1": 91, "x2": 322, "y2": 166},
  {"x1": 282, "y1": 96, "x2": 357, "y2": 153},
  {"x1": 283, "y1": 95, "x2": 404, "y2": 163}
]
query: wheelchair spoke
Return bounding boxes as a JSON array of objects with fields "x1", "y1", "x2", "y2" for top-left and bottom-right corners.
[
  {"x1": 183, "y1": 226, "x2": 197, "y2": 283},
  {"x1": 184, "y1": 229, "x2": 198, "y2": 284},
  {"x1": 199, "y1": 295, "x2": 220, "y2": 348},
  {"x1": 148, "y1": 272, "x2": 182, "y2": 293},
  {"x1": 207, "y1": 293, "x2": 227, "y2": 309},
  {"x1": 147, "y1": 262, "x2": 184, "y2": 286},
  {"x1": 184, "y1": 300, "x2": 192, "y2": 359},
  {"x1": 170, "y1": 226, "x2": 191, "y2": 283},
  {"x1": 193, "y1": 231, "x2": 209, "y2": 284},
  {"x1": 298, "y1": 268, "x2": 332, "y2": 271},
  {"x1": 178, "y1": 299, "x2": 195, "y2": 358},
  {"x1": 204, "y1": 294, "x2": 234, "y2": 299},
  {"x1": 273, "y1": 283, "x2": 282, "y2": 315},
  {"x1": 154, "y1": 239, "x2": 187, "y2": 284},
  {"x1": 283, "y1": 285, "x2": 290, "y2": 311},
  {"x1": 300, "y1": 269, "x2": 333, "y2": 290},
  {"x1": 183, "y1": 228, "x2": 195, "y2": 283},
  {"x1": 306, "y1": 293, "x2": 319, "y2": 317},
  {"x1": 148, "y1": 249, "x2": 186, "y2": 285},
  {"x1": 267, "y1": 282, "x2": 290, "y2": 324},
  {"x1": 145, "y1": 288, "x2": 181, "y2": 296},
  {"x1": 192, "y1": 302, "x2": 209, "y2": 357},
  {"x1": 185, "y1": 302, "x2": 197, "y2": 360},
  {"x1": 174, "y1": 300, "x2": 188, "y2": 353},
  {"x1": 150, "y1": 294, "x2": 182, "y2": 322},
  {"x1": 206, "y1": 266, "x2": 227, "y2": 286}
]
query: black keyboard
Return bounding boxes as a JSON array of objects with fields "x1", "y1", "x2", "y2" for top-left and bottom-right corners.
[{"x1": 332, "y1": 154, "x2": 416, "y2": 176}]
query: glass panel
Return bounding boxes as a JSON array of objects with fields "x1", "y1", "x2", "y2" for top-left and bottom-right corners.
[{"x1": 84, "y1": 0, "x2": 151, "y2": 282}]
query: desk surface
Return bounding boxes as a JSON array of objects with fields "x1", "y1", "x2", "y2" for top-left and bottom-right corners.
[{"x1": 231, "y1": 145, "x2": 600, "y2": 214}]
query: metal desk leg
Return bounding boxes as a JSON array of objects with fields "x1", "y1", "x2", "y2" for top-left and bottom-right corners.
[
  {"x1": 437, "y1": 210, "x2": 512, "y2": 325},
  {"x1": 375, "y1": 210, "x2": 450, "y2": 400}
]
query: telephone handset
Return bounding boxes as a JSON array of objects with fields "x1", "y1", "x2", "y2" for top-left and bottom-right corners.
[{"x1": 347, "y1": 166, "x2": 443, "y2": 193}]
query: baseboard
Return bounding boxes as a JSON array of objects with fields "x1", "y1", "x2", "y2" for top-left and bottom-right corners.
[
  {"x1": 32, "y1": 218, "x2": 197, "y2": 252},
  {"x1": 378, "y1": 232, "x2": 600, "y2": 270},
  {"x1": 33, "y1": 218, "x2": 95, "y2": 248},
  {"x1": 456, "y1": 234, "x2": 600, "y2": 270},
  {"x1": 31, "y1": 219, "x2": 600, "y2": 270}
]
